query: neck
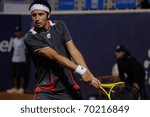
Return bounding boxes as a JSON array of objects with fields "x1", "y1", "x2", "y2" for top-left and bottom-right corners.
[{"x1": 44, "y1": 20, "x2": 50, "y2": 30}]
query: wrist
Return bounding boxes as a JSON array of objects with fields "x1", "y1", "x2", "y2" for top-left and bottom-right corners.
[{"x1": 75, "y1": 65, "x2": 87, "y2": 75}]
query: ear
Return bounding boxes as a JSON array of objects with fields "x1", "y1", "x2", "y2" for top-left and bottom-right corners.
[{"x1": 48, "y1": 13, "x2": 50, "y2": 19}]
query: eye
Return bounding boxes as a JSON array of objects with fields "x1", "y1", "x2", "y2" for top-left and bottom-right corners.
[
  {"x1": 39, "y1": 13, "x2": 44, "y2": 16},
  {"x1": 32, "y1": 13, "x2": 36, "y2": 17}
]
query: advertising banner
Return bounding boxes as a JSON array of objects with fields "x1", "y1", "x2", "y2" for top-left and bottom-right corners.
[
  {"x1": 58, "y1": 0, "x2": 75, "y2": 10},
  {"x1": 85, "y1": 0, "x2": 104, "y2": 10},
  {"x1": 115, "y1": 0, "x2": 137, "y2": 9}
]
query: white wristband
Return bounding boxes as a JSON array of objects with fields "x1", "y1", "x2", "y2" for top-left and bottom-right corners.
[{"x1": 75, "y1": 65, "x2": 87, "y2": 75}]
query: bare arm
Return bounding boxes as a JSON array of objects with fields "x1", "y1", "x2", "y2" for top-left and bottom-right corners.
[
  {"x1": 66, "y1": 41, "x2": 101, "y2": 87},
  {"x1": 35, "y1": 47, "x2": 78, "y2": 71},
  {"x1": 35, "y1": 46, "x2": 92, "y2": 82},
  {"x1": 35, "y1": 45, "x2": 100, "y2": 88},
  {"x1": 66, "y1": 41, "x2": 88, "y2": 68}
]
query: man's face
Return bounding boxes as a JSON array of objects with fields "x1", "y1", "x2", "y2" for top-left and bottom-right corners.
[
  {"x1": 115, "y1": 51, "x2": 125, "y2": 59},
  {"x1": 31, "y1": 9, "x2": 50, "y2": 29},
  {"x1": 15, "y1": 31, "x2": 22, "y2": 37}
]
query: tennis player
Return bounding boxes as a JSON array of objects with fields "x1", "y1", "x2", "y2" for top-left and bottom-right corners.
[{"x1": 24, "y1": 0, "x2": 101, "y2": 100}]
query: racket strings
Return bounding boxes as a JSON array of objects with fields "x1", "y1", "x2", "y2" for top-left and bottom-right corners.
[{"x1": 99, "y1": 82, "x2": 125, "y2": 100}]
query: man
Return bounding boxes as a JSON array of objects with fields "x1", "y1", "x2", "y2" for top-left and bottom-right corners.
[
  {"x1": 24, "y1": 0, "x2": 101, "y2": 100},
  {"x1": 114, "y1": 45, "x2": 146, "y2": 99},
  {"x1": 6, "y1": 26, "x2": 26, "y2": 94}
]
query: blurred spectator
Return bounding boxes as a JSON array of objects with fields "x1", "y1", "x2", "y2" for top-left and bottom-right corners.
[
  {"x1": 112, "y1": 63, "x2": 120, "y2": 82},
  {"x1": 6, "y1": 26, "x2": 27, "y2": 94},
  {"x1": 114, "y1": 45, "x2": 147, "y2": 99}
]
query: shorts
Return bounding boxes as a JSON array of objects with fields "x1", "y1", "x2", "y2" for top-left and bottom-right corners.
[
  {"x1": 34, "y1": 90, "x2": 83, "y2": 100},
  {"x1": 11, "y1": 62, "x2": 26, "y2": 79}
]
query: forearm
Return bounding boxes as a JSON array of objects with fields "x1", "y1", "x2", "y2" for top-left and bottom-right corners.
[
  {"x1": 36, "y1": 47, "x2": 100, "y2": 88},
  {"x1": 69, "y1": 46, "x2": 101, "y2": 87},
  {"x1": 66, "y1": 41, "x2": 88, "y2": 68},
  {"x1": 53, "y1": 53, "x2": 78, "y2": 70},
  {"x1": 71, "y1": 49, "x2": 88, "y2": 68},
  {"x1": 36, "y1": 47, "x2": 77, "y2": 71}
]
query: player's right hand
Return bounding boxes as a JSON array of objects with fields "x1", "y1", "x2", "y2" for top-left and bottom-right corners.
[
  {"x1": 81, "y1": 71, "x2": 101, "y2": 89},
  {"x1": 90, "y1": 78, "x2": 101, "y2": 89}
]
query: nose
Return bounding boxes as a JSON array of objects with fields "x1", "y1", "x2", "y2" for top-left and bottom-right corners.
[{"x1": 35, "y1": 15, "x2": 39, "y2": 21}]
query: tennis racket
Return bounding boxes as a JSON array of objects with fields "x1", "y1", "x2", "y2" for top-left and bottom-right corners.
[
  {"x1": 97, "y1": 75, "x2": 141, "y2": 100},
  {"x1": 99, "y1": 82, "x2": 125, "y2": 100}
]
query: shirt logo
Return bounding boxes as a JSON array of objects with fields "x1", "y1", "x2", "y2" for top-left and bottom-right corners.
[{"x1": 47, "y1": 33, "x2": 51, "y2": 39}]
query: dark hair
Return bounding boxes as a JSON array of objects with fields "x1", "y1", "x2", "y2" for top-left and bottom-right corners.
[{"x1": 29, "y1": 0, "x2": 51, "y2": 13}]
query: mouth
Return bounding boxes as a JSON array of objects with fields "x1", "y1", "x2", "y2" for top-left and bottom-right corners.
[
  {"x1": 35, "y1": 21, "x2": 41, "y2": 25},
  {"x1": 35, "y1": 23, "x2": 43, "y2": 28},
  {"x1": 36, "y1": 22, "x2": 41, "y2": 26}
]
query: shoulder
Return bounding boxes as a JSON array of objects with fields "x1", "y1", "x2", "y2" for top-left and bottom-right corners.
[
  {"x1": 54, "y1": 20, "x2": 68, "y2": 29},
  {"x1": 52, "y1": 20, "x2": 67, "y2": 33},
  {"x1": 24, "y1": 31, "x2": 36, "y2": 43}
]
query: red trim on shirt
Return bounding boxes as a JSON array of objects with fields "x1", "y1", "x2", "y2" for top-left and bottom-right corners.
[
  {"x1": 69, "y1": 70, "x2": 80, "y2": 90},
  {"x1": 35, "y1": 74, "x2": 55, "y2": 93}
]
